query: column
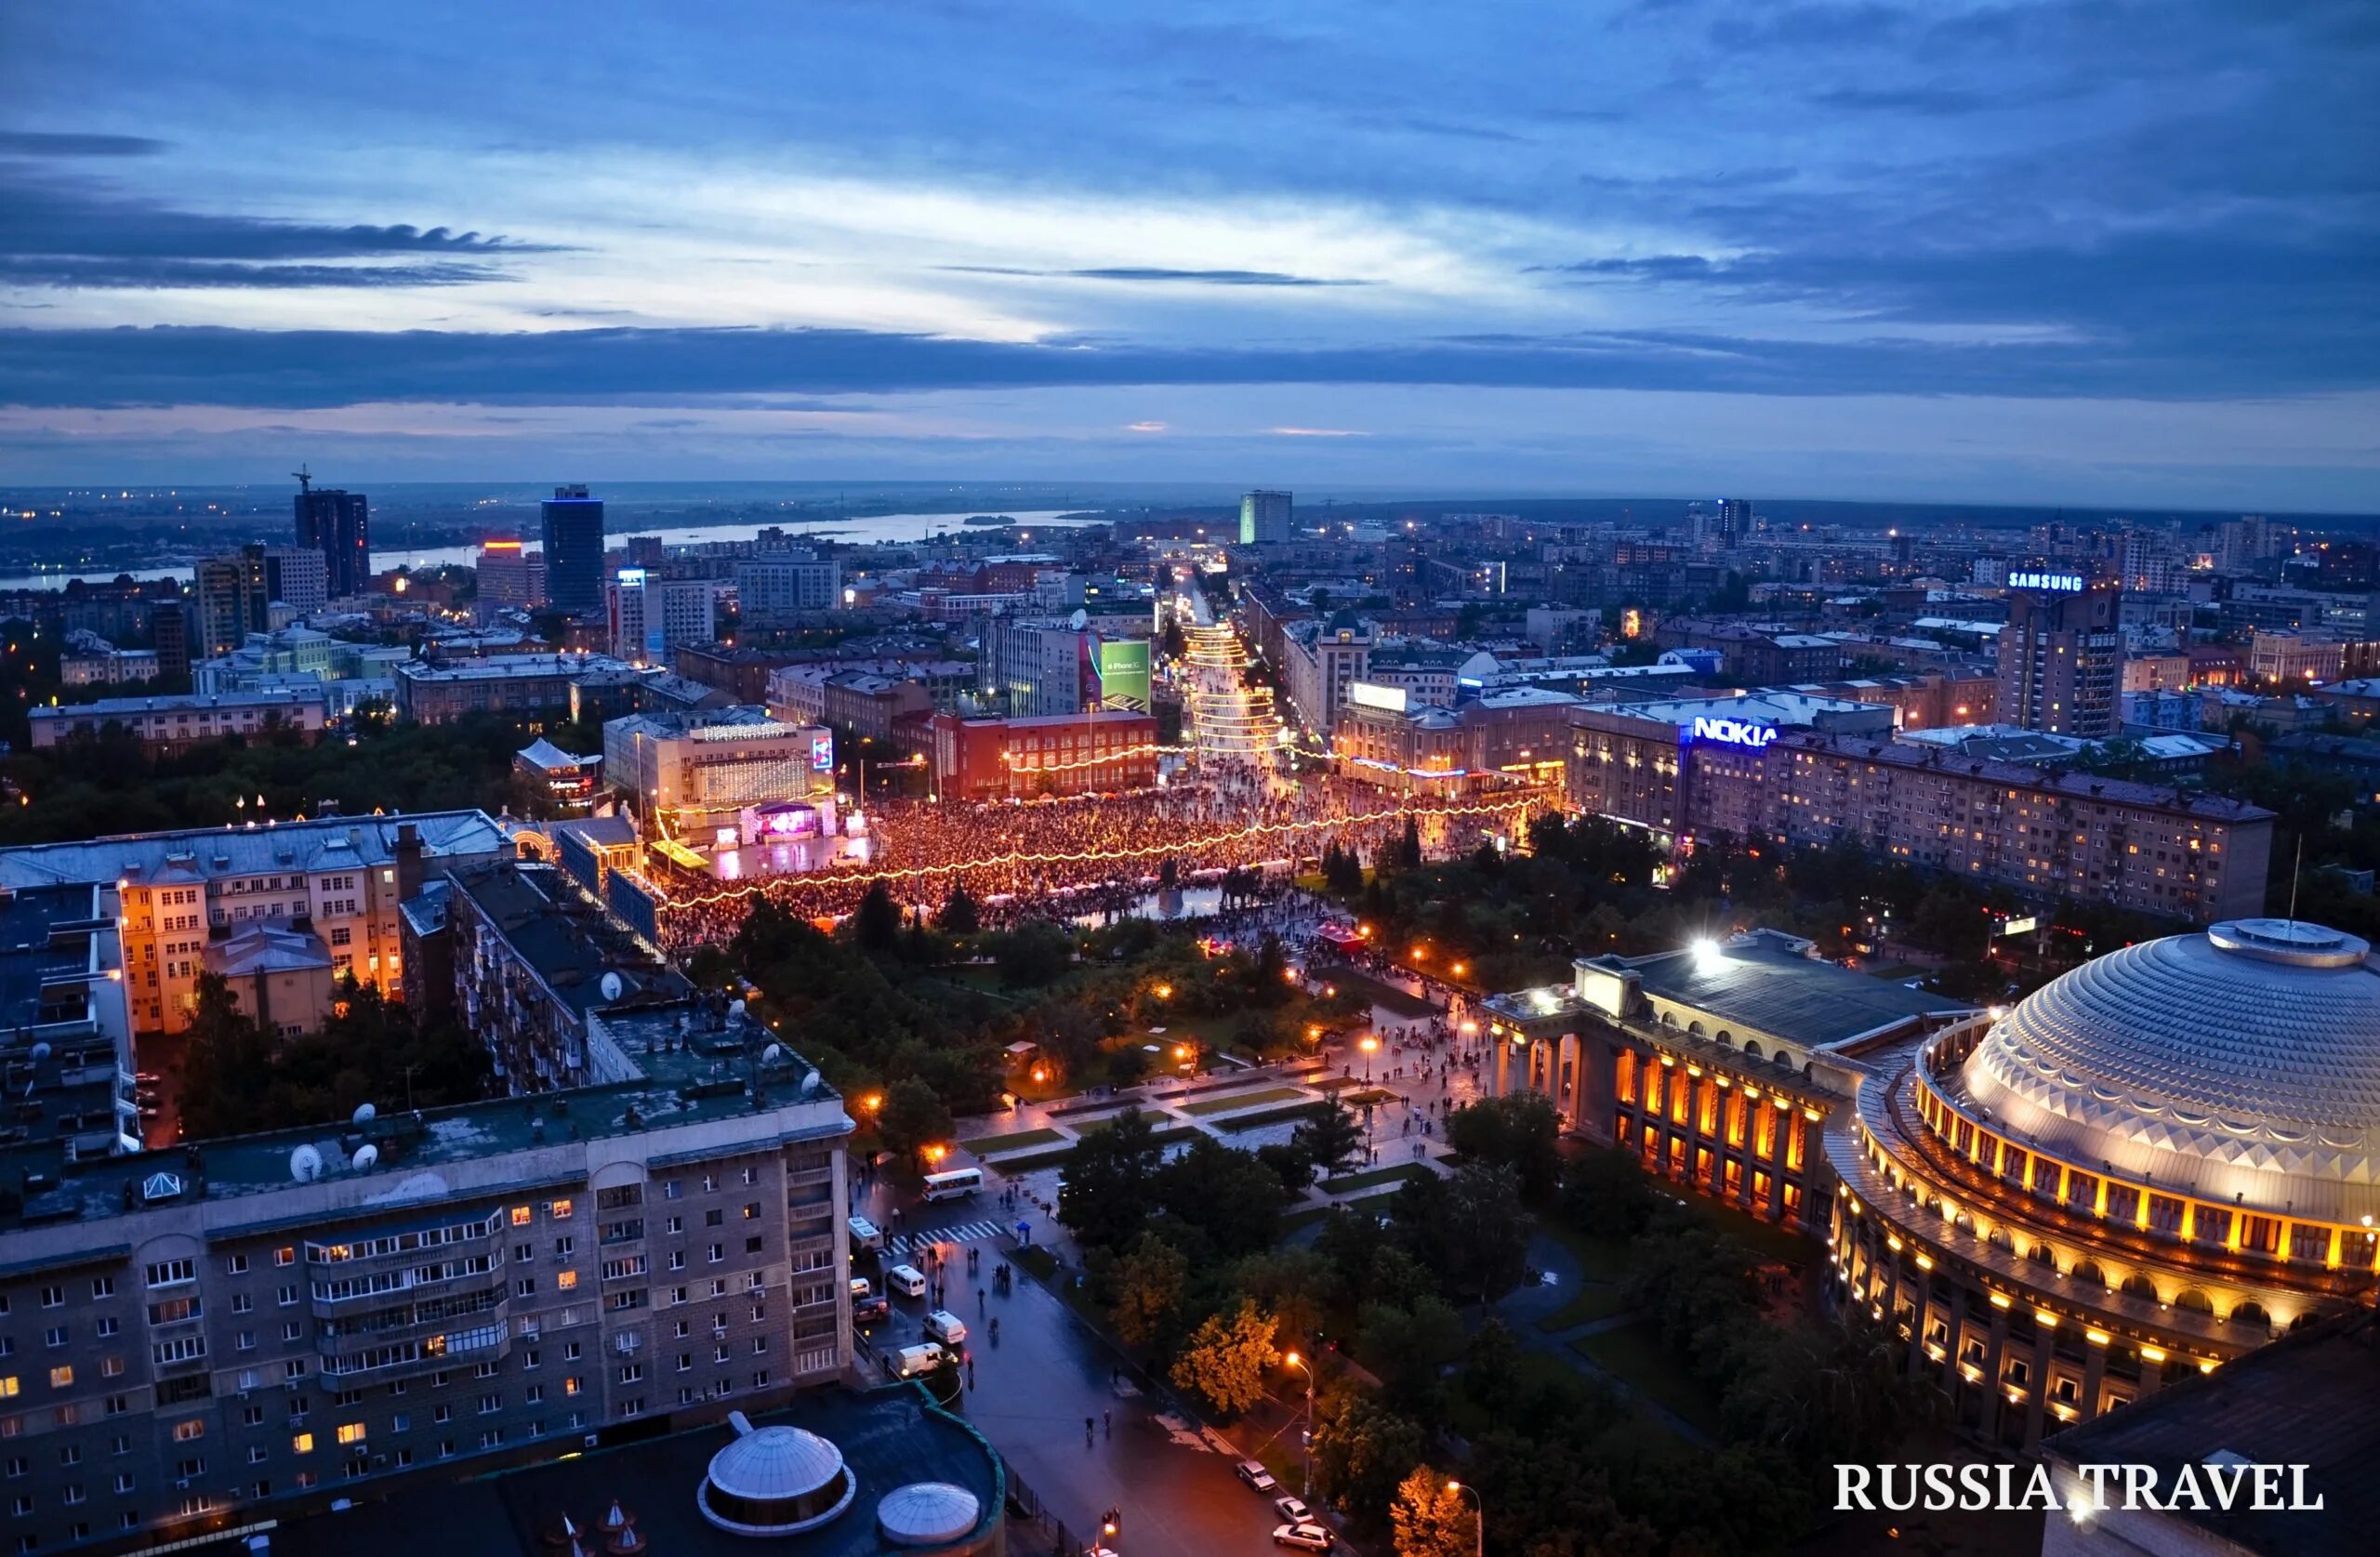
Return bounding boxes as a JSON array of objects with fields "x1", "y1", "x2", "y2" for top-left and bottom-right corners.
[
  {"x1": 1978, "y1": 1306, "x2": 2012, "y2": 1443},
  {"x1": 2081, "y1": 1343, "x2": 2109, "y2": 1421},
  {"x1": 2022, "y1": 1328, "x2": 2052, "y2": 1445},
  {"x1": 1557, "y1": 1033, "x2": 1580, "y2": 1127},
  {"x1": 1490, "y1": 1039, "x2": 1510, "y2": 1098}
]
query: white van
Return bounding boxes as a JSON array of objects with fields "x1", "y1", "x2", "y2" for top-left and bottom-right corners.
[
  {"x1": 848, "y1": 1214, "x2": 884, "y2": 1251},
  {"x1": 885, "y1": 1263, "x2": 928, "y2": 1299},
  {"x1": 884, "y1": 1341, "x2": 946, "y2": 1379},
  {"x1": 923, "y1": 1309, "x2": 968, "y2": 1346}
]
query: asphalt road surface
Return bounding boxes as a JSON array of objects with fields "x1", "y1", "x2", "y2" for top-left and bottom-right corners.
[{"x1": 854, "y1": 1187, "x2": 1301, "y2": 1557}]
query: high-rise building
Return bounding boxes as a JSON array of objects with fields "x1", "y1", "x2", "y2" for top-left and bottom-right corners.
[
  {"x1": 476, "y1": 538, "x2": 549, "y2": 608},
  {"x1": 734, "y1": 555, "x2": 841, "y2": 625},
  {"x1": 625, "y1": 534, "x2": 666, "y2": 568},
  {"x1": 260, "y1": 544, "x2": 329, "y2": 614},
  {"x1": 193, "y1": 548, "x2": 271, "y2": 656},
  {"x1": 152, "y1": 600, "x2": 191, "y2": 680},
  {"x1": 1239, "y1": 489, "x2": 1293, "y2": 545},
  {"x1": 292, "y1": 471, "x2": 371, "y2": 599},
  {"x1": 607, "y1": 568, "x2": 717, "y2": 666},
  {"x1": 540, "y1": 484, "x2": 607, "y2": 619},
  {"x1": 1995, "y1": 574, "x2": 2122, "y2": 737},
  {"x1": 1716, "y1": 496, "x2": 1754, "y2": 548}
]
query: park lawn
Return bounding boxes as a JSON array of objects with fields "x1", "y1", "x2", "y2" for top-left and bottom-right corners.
[
  {"x1": 1532, "y1": 1279, "x2": 1630, "y2": 1332},
  {"x1": 1318, "y1": 1164, "x2": 1433, "y2": 1194},
  {"x1": 1313, "y1": 1075, "x2": 1360, "y2": 1091},
  {"x1": 1180, "y1": 1086, "x2": 1312, "y2": 1117},
  {"x1": 1324, "y1": 969, "x2": 1437, "y2": 1018},
  {"x1": 1338, "y1": 1088, "x2": 1398, "y2": 1107},
  {"x1": 1215, "y1": 1102, "x2": 1330, "y2": 1134},
  {"x1": 1572, "y1": 1322, "x2": 1725, "y2": 1439},
  {"x1": 963, "y1": 1127, "x2": 1068, "y2": 1155},
  {"x1": 1540, "y1": 1221, "x2": 1635, "y2": 1286}
]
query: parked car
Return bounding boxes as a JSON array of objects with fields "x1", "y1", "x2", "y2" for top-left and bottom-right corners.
[
  {"x1": 1235, "y1": 1460, "x2": 1278, "y2": 1494},
  {"x1": 884, "y1": 1263, "x2": 928, "y2": 1298},
  {"x1": 923, "y1": 1309, "x2": 968, "y2": 1346},
  {"x1": 1272, "y1": 1524, "x2": 1334, "y2": 1551},
  {"x1": 850, "y1": 1276, "x2": 875, "y2": 1301},
  {"x1": 852, "y1": 1294, "x2": 890, "y2": 1326},
  {"x1": 1274, "y1": 1496, "x2": 1314, "y2": 1524},
  {"x1": 882, "y1": 1342, "x2": 946, "y2": 1379}
]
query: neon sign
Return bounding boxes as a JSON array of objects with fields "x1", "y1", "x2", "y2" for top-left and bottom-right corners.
[
  {"x1": 1690, "y1": 715, "x2": 1777, "y2": 748},
  {"x1": 2007, "y1": 571, "x2": 2083, "y2": 593}
]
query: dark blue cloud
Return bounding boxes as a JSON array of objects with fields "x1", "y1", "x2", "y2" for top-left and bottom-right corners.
[
  {"x1": 943, "y1": 266, "x2": 1366, "y2": 287},
  {"x1": 0, "y1": 130, "x2": 165, "y2": 157}
]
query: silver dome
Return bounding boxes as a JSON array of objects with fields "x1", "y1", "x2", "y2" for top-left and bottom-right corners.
[
  {"x1": 1962, "y1": 918, "x2": 2380, "y2": 1222},
  {"x1": 696, "y1": 1412, "x2": 854, "y2": 1537},
  {"x1": 877, "y1": 1482, "x2": 981, "y2": 1547}
]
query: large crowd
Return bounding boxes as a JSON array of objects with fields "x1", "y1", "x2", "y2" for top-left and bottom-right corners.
[{"x1": 653, "y1": 767, "x2": 1546, "y2": 956}]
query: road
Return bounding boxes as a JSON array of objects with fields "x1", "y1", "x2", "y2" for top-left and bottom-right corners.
[{"x1": 853, "y1": 1185, "x2": 1301, "y2": 1557}]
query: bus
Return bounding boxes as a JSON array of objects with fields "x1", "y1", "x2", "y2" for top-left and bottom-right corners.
[{"x1": 920, "y1": 1167, "x2": 983, "y2": 1203}]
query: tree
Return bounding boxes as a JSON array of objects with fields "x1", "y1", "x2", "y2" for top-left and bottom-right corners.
[
  {"x1": 1169, "y1": 1300, "x2": 1279, "y2": 1418},
  {"x1": 1255, "y1": 1139, "x2": 1316, "y2": 1194},
  {"x1": 1397, "y1": 816, "x2": 1424, "y2": 869},
  {"x1": 1462, "y1": 1318, "x2": 1524, "y2": 1406},
  {"x1": 1231, "y1": 1247, "x2": 1338, "y2": 1354},
  {"x1": 1058, "y1": 1107, "x2": 1165, "y2": 1253},
  {"x1": 1312, "y1": 1387, "x2": 1427, "y2": 1525},
  {"x1": 1358, "y1": 1295, "x2": 1465, "y2": 1422},
  {"x1": 853, "y1": 880, "x2": 902, "y2": 954},
  {"x1": 175, "y1": 972, "x2": 275, "y2": 1141},
  {"x1": 1442, "y1": 1092, "x2": 1563, "y2": 1201},
  {"x1": 875, "y1": 1076, "x2": 953, "y2": 1162},
  {"x1": 1389, "y1": 1466, "x2": 1475, "y2": 1557},
  {"x1": 1108, "y1": 1232, "x2": 1188, "y2": 1349},
  {"x1": 987, "y1": 922, "x2": 1073, "y2": 988},
  {"x1": 1558, "y1": 1147, "x2": 1660, "y2": 1240},
  {"x1": 934, "y1": 884, "x2": 980, "y2": 935},
  {"x1": 1156, "y1": 1136, "x2": 1289, "y2": 1258},
  {"x1": 1291, "y1": 1096, "x2": 1364, "y2": 1176},
  {"x1": 1393, "y1": 1163, "x2": 1532, "y2": 1306}
]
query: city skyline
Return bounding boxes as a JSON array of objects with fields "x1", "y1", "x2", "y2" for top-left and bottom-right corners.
[{"x1": 0, "y1": 2, "x2": 2373, "y2": 508}]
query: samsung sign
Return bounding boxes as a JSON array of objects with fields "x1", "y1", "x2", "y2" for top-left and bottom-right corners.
[
  {"x1": 2007, "y1": 570, "x2": 2084, "y2": 593},
  {"x1": 1690, "y1": 716, "x2": 1778, "y2": 749}
]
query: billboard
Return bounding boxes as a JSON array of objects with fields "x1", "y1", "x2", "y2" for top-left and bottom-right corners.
[
  {"x1": 809, "y1": 730, "x2": 835, "y2": 772},
  {"x1": 1092, "y1": 637, "x2": 1152, "y2": 713}
]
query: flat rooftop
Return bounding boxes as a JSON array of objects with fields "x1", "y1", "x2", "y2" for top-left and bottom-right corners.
[
  {"x1": 0, "y1": 810, "x2": 511, "y2": 891},
  {"x1": 271, "y1": 1387, "x2": 1000, "y2": 1557},
  {"x1": 2042, "y1": 1311, "x2": 2380, "y2": 1557},
  {"x1": 1624, "y1": 932, "x2": 1978, "y2": 1050}
]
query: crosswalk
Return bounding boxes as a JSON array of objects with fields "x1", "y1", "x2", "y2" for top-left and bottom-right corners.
[{"x1": 884, "y1": 1218, "x2": 1012, "y2": 1258}]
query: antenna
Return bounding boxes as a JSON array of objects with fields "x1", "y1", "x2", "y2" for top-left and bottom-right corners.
[
  {"x1": 293, "y1": 464, "x2": 312, "y2": 494},
  {"x1": 2288, "y1": 835, "x2": 2305, "y2": 926}
]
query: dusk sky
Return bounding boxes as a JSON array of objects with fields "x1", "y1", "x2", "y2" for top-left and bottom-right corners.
[{"x1": 0, "y1": 1, "x2": 2373, "y2": 508}]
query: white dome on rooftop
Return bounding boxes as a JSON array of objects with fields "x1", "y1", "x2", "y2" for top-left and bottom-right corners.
[
  {"x1": 695, "y1": 1412, "x2": 853, "y2": 1537},
  {"x1": 1962, "y1": 918, "x2": 2380, "y2": 1221},
  {"x1": 877, "y1": 1482, "x2": 981, "y2": 1547}
]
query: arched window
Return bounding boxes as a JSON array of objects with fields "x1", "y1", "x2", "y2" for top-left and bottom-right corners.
[
  {"x1": 1742, "y1": 1041, "x2": 1764, "y2": 1061},
  {"x1": 2120, "y1": 1273, "x2": 2159, "y2": 1302},
  {"x1": 2073, "y1": 1260, "x2": 2108, "y2": 1288},
  {"x1": 1714, "y1": 1030, "x2": 1733, "y2": 1047},
  {"x1": 1687, "y1": 1021, "x2": 1706, "y2": 1036},
  {"x1": 2229, "y1": 1300, "x2": 2270, "y2": 1331},
  {"x1": 2028, "y1": 1243, "x2": 2057, "y2": 1269},
  {"x1": 2173, "y1": 1287, "x2": 2214, "y2": 1314}
]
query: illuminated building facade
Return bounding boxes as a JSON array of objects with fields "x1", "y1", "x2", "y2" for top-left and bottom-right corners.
[
  {"x1": 602, "y1": 710, "x2": 830, "y2": 815},
  {"x1": 475, "y1": 538, "x2": 548, "y2": 609},
  {"x1": 1829, "y1": 918, "x2": 2380, "y2": 1449},
  {"x1": 928, "y1": 709, "x2": 1159, "y2": 800}
]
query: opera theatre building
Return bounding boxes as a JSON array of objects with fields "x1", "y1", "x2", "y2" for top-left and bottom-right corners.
[{"x1": 1832, "y1": 917, "x2": 2380, "y2": 1450}]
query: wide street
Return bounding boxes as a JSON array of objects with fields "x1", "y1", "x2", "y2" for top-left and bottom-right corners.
[{"x1": 850, "y1": 1183, "x2": 1305, "y2": 1557}]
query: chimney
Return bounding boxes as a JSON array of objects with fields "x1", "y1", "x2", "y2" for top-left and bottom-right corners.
[{"x1": 394, "y1": 824, "x2": 424, "y2": 901}]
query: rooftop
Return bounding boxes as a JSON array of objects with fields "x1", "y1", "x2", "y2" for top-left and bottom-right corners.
[
  {"x1": 2041, "y1": 1310, "x2": 2380, "y2": 1557},
  {"x1": 0, "y1": 809, "x2": 511, "y2": 891},
  {"x1": 399, "y1": 653, "x2": 636, "y2": 684},
  {"x1": 1625, "y1": 930, "x2": 1978, "y2": 1050},
  {"x1": 30, "y1": 688, "x2": 328, "y2": 719},
  {"x1": 1778, "y1": 732, "x2": 2278, "y2": 822},
  {"x1": 446, "y1": 861, "x2": 690, "y2": 1020}
]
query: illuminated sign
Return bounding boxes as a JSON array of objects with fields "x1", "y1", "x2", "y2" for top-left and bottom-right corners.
[
  {"x1": 810, "y1": 732, "x2": 835, "y2": 772},
  {"x1": 2007, "y1": 571, "x2": 2084, "y2": 593},
  {"x1": 1997, "y1": 916, "x2": 2039, "y2": 937},
  {"x1": 1690, "y1": 715, "x2": 1778, "y2": 748},
  {"x1": 615, "y1": 567, "x2": 648, "y2": 587},
  {"x1": 1348, "y1": 681, "x2": 1409, "y2": 713},
  {"x1": 1092, "y1": 638, "x2": 1152, "y2": 713}
]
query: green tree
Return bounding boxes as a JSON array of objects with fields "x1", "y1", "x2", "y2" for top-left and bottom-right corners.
[
  {"x1": 1393, "y1": 1163, "x2": 1532, "y2": 1305},
  {"x1": 1108, "y1": 1231, "x2": 1189, "y2": 1349},
  {"x1": 934, "y1": 884, "x2": 981, "y2": 935},
  {"x1": 1558, "y1": 1147, "x2": 1660, "y2": 1240},
  {"x1": 175, "y1": 972, "x2": 275, "y2": 1141},
  {"x1": 1359, "y1": 1295, "x2": 1466, "y2": 1422},
  {"x1": 1169, "y1": 1300, "x2": 1279, "y2": 1418},
  {"x1": 1230, "y1": 1247, "x2": 1338, "y2": 1356},
  {"x1": 988, "y1": 922, "x2": 1074, "y2": 988},
  {"x1": 1462, "y1": 1317, "x2": 1523, "y2": 1407},
  {"x1": 1398, "y1": 816, "x2": 1423, "y2": 869},
  {"x1": 875, "y1": 1076, "x2": 954, "y2": 1162},
  {"x1": 1058, "y1": 1107, "x2": 1165, "y2": 1253},
  {"x1": 1389, "y1": 1465, "x2": 1475, "y2": 1557},
  {"x1": 1254, "y1": 1139, "x2": 1316, "y2": 1194},
  {"x1": 1156, "y1": 1136, "x2": 1289, "y2": 1258},
  {"x1": 1312, "y1": 1387, "x2": 1427, "y2": 1525},
  {"x1": 1291, "y1": 1096, "x2": 1364, "y2": 1176},
  {"x1": 853, "y1": 880, "x2": 903, "y2": 954},
  {"x1": 1442, "y1": 1091, "x2": 1563, "y2": 1201}
]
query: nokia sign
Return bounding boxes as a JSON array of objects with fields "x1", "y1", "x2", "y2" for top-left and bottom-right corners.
[
  {"x1": 1690, "y1": 715, "x2": 1778, "y2": 748},
  {"x1": 2006, "y1": 570, "x2": 2085, "y2": 593}
]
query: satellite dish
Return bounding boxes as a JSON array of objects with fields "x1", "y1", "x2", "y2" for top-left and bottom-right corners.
[
  {"x1": 289, "y1": 1145, "x2": 324, "y2": 1182},
  {"x1": 350, "y1": 1144, "x2": 379, "y2": 1171},
  {"x1": 797, "y1": 1071, "x2": 822, "y2": 1100},
  {"x1": 600, "y1": 971, "x2": 624, "y2": 1003},
  {"x1": 29, "y1": 1042, "x2": 50, "y2": 1063},
  {"x1": 351, "y1": 1102, "x2": 377, "y2": 1127},
  {"x1": 728, "y1": 997, "x2": 747, "y2": 1025},
  {"x1": 760, "y1": 1043, "x2": 785, "y2": 1067},
  {"x1": 1069, "y1": 608, "x2": 1088, "y2": 632}
]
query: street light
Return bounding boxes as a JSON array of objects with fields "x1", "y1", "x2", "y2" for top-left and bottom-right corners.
[
  {"x1": 1359, "y1": 1035, "x2": 1379, "y2": 1084},
  {"x1": 1282, "y1": 1352, "x2": 1315, "y2": 1500},
  {"x1": 1447, "y1": 1480, "x2": 1483, "y2": 1557}
]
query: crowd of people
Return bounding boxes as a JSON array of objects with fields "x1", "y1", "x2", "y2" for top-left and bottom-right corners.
[{"x1": 653, "y1": 765, "x2": 1545, "y2": 955}]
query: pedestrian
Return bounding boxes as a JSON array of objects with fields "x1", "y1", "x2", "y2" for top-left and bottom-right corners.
[
  {"x1": 1103, "y1": 1409, "x2": 1112, "y2": 1438},
  {"x1": 1085, "y1": 1417, "x2": 1095, "y2": 1446},
  {"x1": 967, "y1": 1357, "x2": 976, "y2": 1391},
  {"x1": 978, "y1": 1287, "x2": 986, "y2": 1313}
]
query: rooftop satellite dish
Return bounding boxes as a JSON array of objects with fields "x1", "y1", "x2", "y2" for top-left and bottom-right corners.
[
  {"x1": 1069, "y1": 608, "x2": 1089, "y2": 632},
  {"x1": 760, "y1": 1043, "x2": 785, "y2": 1067},
  {"x1": 600, "y1": 971, "x2": 625, "y2": 1003},
  {"x1": 29, "y1": 1042, "x2": 50, "y2": 1063},
  {"x1": 797, "y1": 1071, "x2": 822, "y2": 1099},
  {"x1": 350, "y1": 1143, "x2": 379, "y2": 1171},
  {"x1": 289, "y1": 1144, "x2": 324, "y2": 1182},
  {"x1": 351, "y1": 1102, "x2": 377, "y2": 1127},
  {"x1": 728, "y1": 998, "x2": 747, "y2": 1025}
]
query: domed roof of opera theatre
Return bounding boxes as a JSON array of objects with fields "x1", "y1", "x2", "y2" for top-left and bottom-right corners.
[{"x1": 1960, "y1": 918, "x2": 2380, "y2": 1221}]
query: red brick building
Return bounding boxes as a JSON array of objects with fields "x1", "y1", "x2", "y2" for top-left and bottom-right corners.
[{"x1": 929, "y1": 710, "x2": 1159, "y2": 799}]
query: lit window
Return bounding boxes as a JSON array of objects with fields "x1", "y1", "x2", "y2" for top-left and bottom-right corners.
[
  {"x1": 290, "y1": 1434, "x2": 312, "y2": 1455},
  {"x1": 47, "y1": 1369, "x2": 71, "y2": 1390},
  {"x1": 335, "y1": 1424, "x2": 364, "y2": 1446},
  {"x1": 555, "y1": 1272, "x2": 577, "y2": 1292},
  {"x1": 549, "y1": 1200, "x2": 573, "y2": 1221},
  {"x1": 509, "y1": 1207, "x2": 532, "y2": 1227}
]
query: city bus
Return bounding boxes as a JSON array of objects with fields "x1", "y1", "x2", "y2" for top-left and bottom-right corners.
[{"x1": 920, "y1": 1167, "x2": 983, "y2": 1202}]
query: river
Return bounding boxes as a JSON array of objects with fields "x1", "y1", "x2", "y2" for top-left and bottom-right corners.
[{"x1": 0, "y1": 508, "x2": 1098, "y2": 593}]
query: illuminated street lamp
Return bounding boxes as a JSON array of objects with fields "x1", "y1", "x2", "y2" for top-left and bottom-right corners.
[
  {"x1": 1283, "y1": 1352, "x2": 1315, "y2": 1499},
  {"x1": 1359, "y1": 1035, "x2": 1379, "y2": 1084},
  {"x1": 1447, "y1": 1480, "x2": 1483, "y2": 1557}
]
